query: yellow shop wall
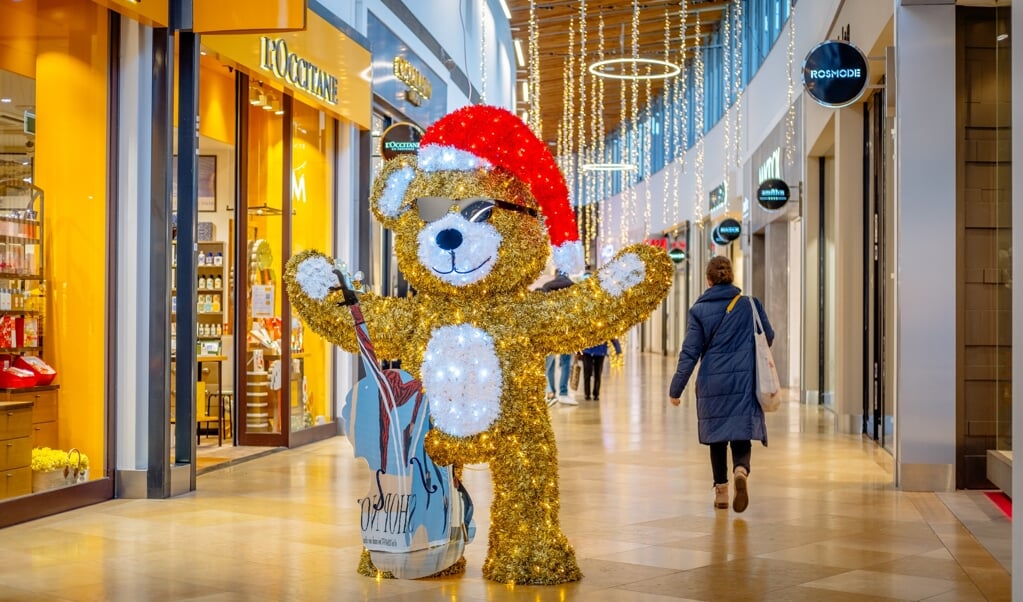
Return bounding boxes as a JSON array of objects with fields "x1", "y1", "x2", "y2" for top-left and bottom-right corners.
[{"x1": 34, "y1": 1, "x2": 109, "y2": 472}]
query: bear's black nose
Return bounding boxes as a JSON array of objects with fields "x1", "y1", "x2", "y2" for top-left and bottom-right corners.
[{"x1": 436, "y1": 229, "x2": 463, "y2": 251}]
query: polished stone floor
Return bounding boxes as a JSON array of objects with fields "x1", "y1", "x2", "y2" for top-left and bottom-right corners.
[{"x1": 0, "y1": 353, "x2": 1011, "y2": 601}]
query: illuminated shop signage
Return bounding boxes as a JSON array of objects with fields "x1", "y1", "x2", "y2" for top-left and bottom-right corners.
[
  {"x1": 368, "y1": 12, "x2": 446, "y2": 124},
  {"x1": 647, "y1": 236, "x2": 687, "y2": 263},
  {"x1": 380, "y1": 122, "x2": 424, "y2": 160},
  {"x1": 393, "y1": 57, "x2": 432, "y2": 107},
  {"x1": 757, "y1": 179, "x2": 790, "y2": 211},
  {"x1": 802, "y1": 40, "x2": 868, "y2": 108},
  {"x1": 260, "y1": 37, "x2": 339, "y2": 106},
  {"x1": 713, "y1": 218, "x2": 741, "y2": 245},
  {"x1": 708, "y1": 183, "x2": 726, "y2": 213}
]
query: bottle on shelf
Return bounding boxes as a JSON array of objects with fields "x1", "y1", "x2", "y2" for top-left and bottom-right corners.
[
  {"x1": 211, "y1": 295, "x2": 221, "y2": 313},
  {"x1": 214, "y1": 275, "x2": 222, "y2": 289},
  {"x1": 198, "y1": 251, "x2": 206, "y2": 266}
]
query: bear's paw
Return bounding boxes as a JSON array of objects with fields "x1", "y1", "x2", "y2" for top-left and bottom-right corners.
[
  {"x1": 295, "y1": 255, "x2": 339, "y2": 301},
  {"x1": 598, "y1": 252, "x2": 646, "y2": 297}
]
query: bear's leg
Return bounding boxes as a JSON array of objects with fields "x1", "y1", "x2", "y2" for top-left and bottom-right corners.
[{"x1": 481, "y1": 427, "x2": 582, "y2": 585}]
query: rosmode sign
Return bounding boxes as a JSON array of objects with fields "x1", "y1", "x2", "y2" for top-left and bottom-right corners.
[
  {"x1": 260, "y1": 37, "x2": 339, "y2": 106},
  {"x1": 802, "y1": 40, "x2": 868, "y2": 108}
]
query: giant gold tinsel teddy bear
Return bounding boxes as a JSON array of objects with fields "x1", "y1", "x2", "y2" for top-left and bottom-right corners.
[{"x1": 285, "y1": 105, "x2": 672, "y2": 585}]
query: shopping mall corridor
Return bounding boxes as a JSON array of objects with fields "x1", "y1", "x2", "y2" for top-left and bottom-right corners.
[{"x1": 0, "y1": 353, "x2": 1011, "y2": 601}]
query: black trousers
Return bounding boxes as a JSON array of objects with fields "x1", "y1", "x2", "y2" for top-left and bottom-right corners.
[
  {"x1": 581, "y1": 354, "x2": 605, "y2": 398},
  {"x1": 710, "y1": 440, "x2": 751, "y2": 485}
]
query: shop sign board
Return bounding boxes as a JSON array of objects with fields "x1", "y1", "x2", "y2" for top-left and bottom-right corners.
[
  {"x1": 393, "y1": 57, "x2": 432, "y2": 107},
  {"x1": 260, "y1": 37, "x2": 339, "y2": 106},
  {"x1": 668, "y1": 247, "x2": 687, "y2": 263},
  {"x1": 802, "y1": 40, "x2": 869, "y2": 108},
  {"x1": 708, "y1": 183, "x2": 726, "y2": 213},
  {"x1": 381, "y1": 122, "x2": 424, "y2": 160},
  {"x1": 757, "y1": 178, "x2": 790, "y2": 211},
  {"x1": 714, "y1": 218, "x2": 742, "y2": 244},
  {"x1": 368, "y1": 12, "x2": 447, "y2": 126},
  {"x1": 194, "y1": 0, "x2": 305, "y2": 34},
  {"x1": 200, "y1": 10, "x2": 371, "y2": 128},
  {"x1": 711, "y1": 226, "x2": 729, "y2": 246}
]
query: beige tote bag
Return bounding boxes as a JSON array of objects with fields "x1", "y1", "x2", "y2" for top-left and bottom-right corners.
[{"x1": 751, "y1": 298, "x2": 781, "y2": 412}]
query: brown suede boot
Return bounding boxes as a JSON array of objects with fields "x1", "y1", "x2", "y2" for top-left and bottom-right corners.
[
  {"x1": 733, "y1": 467, "x2": 749, "y2": 513},
  {"x1": 713, "y1": 483, "x2": 729, "y2": 509}
]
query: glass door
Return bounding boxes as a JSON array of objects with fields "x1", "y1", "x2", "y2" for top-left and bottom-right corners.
[{"x1": 237, "y1": 76, "x2": 289, "y2": 447}]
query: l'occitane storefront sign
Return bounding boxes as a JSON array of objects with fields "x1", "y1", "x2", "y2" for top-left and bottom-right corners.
[
  {"x1": 260, "y1": 37, "x2": 338, "y2": 106},
  {"x1": 201, "y1": 9, "x2": 370, "y2": 128}
]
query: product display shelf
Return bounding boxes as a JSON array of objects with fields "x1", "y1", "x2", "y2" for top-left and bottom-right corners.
[
  {"x1": 0, "y1": 181, "x2": 53, "y2": 386},
  {"x1": 171, "y1": 240, "x2": 227, "y2": 356},
  {"x1": 245, "y1": 364, "x2": 272, "y2": 433}
]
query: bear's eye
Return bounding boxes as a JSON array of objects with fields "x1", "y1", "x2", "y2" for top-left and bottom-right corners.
[{"x1": 415, "y1": 196, "x2": 538, "y2": 223}]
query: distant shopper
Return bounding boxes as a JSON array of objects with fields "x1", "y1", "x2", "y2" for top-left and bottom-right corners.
[
  {"x1": 579, "y1": 339, "x2": 620, "y2": 401},
  {"x1": 668, "y1": 256, "x2": 774, "y2": 513},
  {"x1": 541, "y1": 271, "x2": 577, "y2": 406}
]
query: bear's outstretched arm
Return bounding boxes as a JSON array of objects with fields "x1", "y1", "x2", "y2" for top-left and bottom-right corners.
[
  {"x1": 526, "y1": 244, "x2": 673, "y2": 354},
  {"x1": 284, "y1": 249, "x2": 411, "y2": 358}
]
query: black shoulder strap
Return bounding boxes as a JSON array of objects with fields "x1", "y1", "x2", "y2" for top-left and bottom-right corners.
[{"x1": 702, "y1": 294, "x2": 742, "y2": 355}]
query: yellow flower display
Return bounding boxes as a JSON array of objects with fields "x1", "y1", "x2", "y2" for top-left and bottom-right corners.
[{"x1": 30, "y1": 447, "x2": 89, "y2": 473}]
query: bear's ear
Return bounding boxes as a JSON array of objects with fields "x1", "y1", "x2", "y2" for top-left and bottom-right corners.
[{"x1": 370, "y1": 155, "x2": 419, "y2": 227}]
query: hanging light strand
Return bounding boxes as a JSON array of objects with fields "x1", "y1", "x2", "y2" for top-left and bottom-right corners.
[
  {"x1": 693, "y1": 12, "x2": 705, "y2": 229},
  {"x1": 662, "y1": 5, "x2": 673, "y2": 227},
  {"x1": 565, "y1": 16, "x2": 576, "y2": 207},
  {"x1": 480, "y1": 0, "x2": 487, "y2": 104},
  {"x1": 673, "y1": 0, "x2": 688, "y2": 226},
  {"x1": 623, "y1": 0, "x2": 641, "y2": 249},
  {"x1": 581, "y1": 0, "x2": 597, "y2": 264},
  {"x1": 784, "y1": 0, "x2": 797, "y2": 166},
  {"x1": 722, "y1": 1, "x2": 732, "y2": 192},
  {"x1": 528, "y1": 0, "x2": 541, "y2": 135},
  {"x1": 596, "y1": 14, "x2": 607, "y2": 248},
  {"x1": 732, "y1": 0, "x2": 744, "y2": 167}
]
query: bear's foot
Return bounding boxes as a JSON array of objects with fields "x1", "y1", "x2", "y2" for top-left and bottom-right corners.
[
  {"x1": 357, "y1": 548, "x2": 467, "y2": 579},
  {"x1": 481, "y1": 538, "x2": 582, "y2": 585}
]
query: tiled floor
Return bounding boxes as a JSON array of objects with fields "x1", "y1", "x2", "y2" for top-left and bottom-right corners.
[{"x1": 0, "y1": 353, "x2": 1011, "y2": 601}]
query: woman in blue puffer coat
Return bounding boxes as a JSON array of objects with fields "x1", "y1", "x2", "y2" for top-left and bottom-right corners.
[{"x1": 668, "y1": 256, "x2": 774, "y2": 513}]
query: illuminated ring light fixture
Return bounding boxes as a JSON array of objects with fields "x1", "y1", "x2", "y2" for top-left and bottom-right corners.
[
  {"x1": 581, "y1": 163, "x2": 638, "y2": 172},
  {"x1": 587, "y1": 57, "x2": 681, "y2": 80}
]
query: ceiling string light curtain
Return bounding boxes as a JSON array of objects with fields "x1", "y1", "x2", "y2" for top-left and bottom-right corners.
[
  {"x1": 595, "y1": 14, "x2": 608, "y2": 253},
  {"x1": 622, "y1": 0, "x2": 641, "y2": 249},
  {"x1": 480, "y1": 0, "x2": 487, "y2": 103},
  {"x1": 785, "y1": 0, "x2": 797, "y2": 166},
  {"x1": 722, "y1": 0, "x2": 732, "y2": 194},
  {"x1": 693, "y1": 12, "x2": 706, "y2": 230},
  {"x1": 673, "y1": 0, "x2": 689, "y2": 229},
  {"x1": 732, "y1": 0, "x2": 744, "y2": 168},
  {"x1": 527, "y1": 0, "x2": 541, "y2": 135}
]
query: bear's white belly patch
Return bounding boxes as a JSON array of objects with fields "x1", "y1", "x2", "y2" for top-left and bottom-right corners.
[{"x1": 421, "y1": 324, "x2": 502, "y2": 437}]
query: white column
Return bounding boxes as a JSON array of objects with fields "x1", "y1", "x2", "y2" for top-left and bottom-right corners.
[
  {"x1": 894, "y1": 4, "x2": 957, "y2": 491},
  {"x1": 115, "y1": 23, "x2": 154, "y2": 486},
  {"x1": 832, "y1": 105, "x2": 864, "y2": 431}
]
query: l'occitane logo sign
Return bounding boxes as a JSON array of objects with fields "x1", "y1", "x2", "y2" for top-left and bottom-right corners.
[
  {"x1": 393, "y1": 56, "x2": 431, "y2": 106},
  {"x1": 260, "y1": 37, "x2": 339, "y2": 106}
]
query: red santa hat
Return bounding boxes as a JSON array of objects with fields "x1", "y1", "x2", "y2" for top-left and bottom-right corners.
[{"x1": 416, "y1": 105, "x2": 584, "y2": 275}]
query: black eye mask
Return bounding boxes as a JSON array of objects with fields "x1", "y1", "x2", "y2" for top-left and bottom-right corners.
[{"x1": 414, "y1": 196, "x2": 539, "y2": 223}]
